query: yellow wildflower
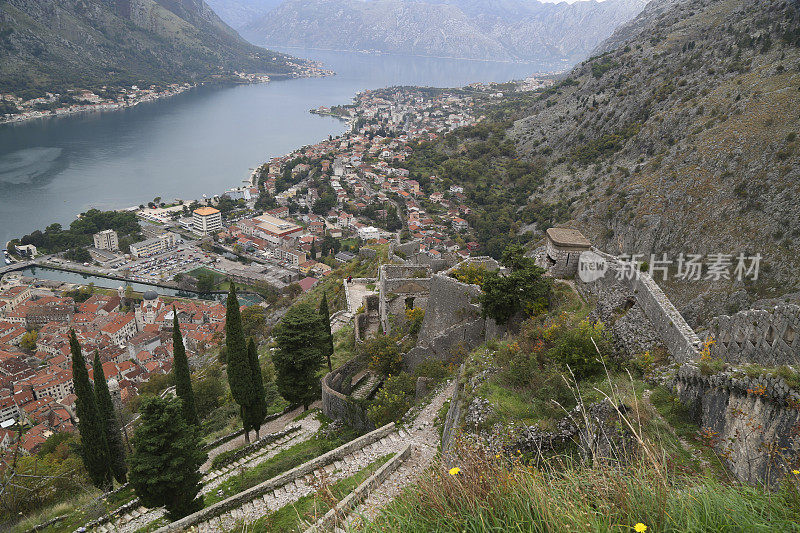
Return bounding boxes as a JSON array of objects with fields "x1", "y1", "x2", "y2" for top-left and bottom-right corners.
[
  {"x1": 449, "y1": 467, "x2": 461, "y2": 476},
  {"x1": 793, "y1": 469, "x2": 800, "y2": 475},
  {"x1": 634, "y1": 524, "x2": 648, "y2": 533}
]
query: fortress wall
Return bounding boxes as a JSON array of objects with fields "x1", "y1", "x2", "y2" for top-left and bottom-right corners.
[
  {"x1": 583, "y1": 249, "x2": 703, "y2": 362},
  {"x1": 673, "y1": 363, "x2": 800, "y2": 486},
  {"x1": 321, "y1": 359, "x2": 375, "y2": 432},
  {"x1": 705, "y1": 305, "x2": 800, "y2": 365}
]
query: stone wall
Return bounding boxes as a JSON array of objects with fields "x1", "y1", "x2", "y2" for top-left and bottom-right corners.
[
  {"x1": 201, "y1": 404, "x2": 298, "y2": 451},
  {"x1": 403, "y1": 257, "x2": 502, "y2": 370},
  {"x1": 672, "y1": 363, "x2": 800, "y2": 486},
  {"x1": 156, "y1": 423, "x2": 398, "y2": 533},
  {"x1": 580, "y1": 249, "x2": 703, "y2": 362},
  {"x1": 378, "y1": 264, "x2": 432, "y2": 334},
  {"x1": 390, "y1": 240, "x2": 421, "y2": 259},
  {"x1": 321, "y1": 359, "x2": 375, "y2": 432},
  {"x1": 441, "y1": 365, "x2": 465, "y2": 457},
  {"x1": 705, "y1": 305, "x2": 800, "y2": 365}
]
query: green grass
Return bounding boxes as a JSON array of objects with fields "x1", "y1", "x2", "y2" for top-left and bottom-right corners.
[
  {"x1": 648, "y1": 386, "x2": 730, "y2": 480},
  {"x1": 13, "y1": 487, "x2": 130, "y2": 533},
  {"x1": 360, "y1": 457, "x2": 800, "y2": 533},
  {"x1": 332, "y1": 324, "x2": 357, "y2": 369},
  {"x1": 203, "y1": 426, "x2": 359, "y2": 507},
  {"x1": 242, "y1": 454, "x2": 393, "y2": 532}
]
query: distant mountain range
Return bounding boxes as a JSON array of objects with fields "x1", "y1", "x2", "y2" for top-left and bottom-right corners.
[
  {"x1": 0, "y1": 0, "x2": 302, "y2": 98},
  {"x1": 234, "y1": 0, "x2": 649, "y2": 64},
  {"x1": 205, "y1": 0, "x2": 284, "y2": 29}
]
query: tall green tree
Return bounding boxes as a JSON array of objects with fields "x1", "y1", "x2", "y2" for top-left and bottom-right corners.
[
  {"x1": 92, "y1": 350, "x2": 127, "y2": 484},
  {"x1": 319, "y1": 292, "x2": 334, "y2": 372},
  {"x1": 172, "y1": 310, "x2": 199, "y2": 426},
  {"x1": 69, "y1": 331, "x2": 111, "y2": 489},
  {"x1": 129, "y1": 396, "x2": 206, "y2": 519},
  {"x1": 244, "y1": 338, "x2": 269, "y2": 439},
  {"x1": 225, "y1": 284, "x2": 256, "y2": 442},
  {"x1": 273, "y1": 304, "x2": 325, "y2": 410}
]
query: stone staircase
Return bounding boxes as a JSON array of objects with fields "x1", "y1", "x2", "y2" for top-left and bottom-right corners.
[
  {"x1": 351, "y1": 372, "x2": 382, "y2": 400},
  {"x1": 191, "y1": 430, "x2": 411, "y2": 532},
  {"x1": 152, "y1": 424, "x2": 408, "y2": 533},
  {"x1": 202, "y1": 422, "x2": 318, "y2": 493},
  {"x1": 89, "y1": 382, "x2": 456, "y2": 533},
  {"x1": 86, "y1": 419, "x2": 321, "y2": 533}
]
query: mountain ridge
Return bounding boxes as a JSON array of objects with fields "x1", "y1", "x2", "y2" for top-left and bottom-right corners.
[
  {"x1": 240, "y1": 0, "x2": 649, "y2": 64},
  {"x1": 0, "y1": 0, "x2": 304, "y2": 98}
]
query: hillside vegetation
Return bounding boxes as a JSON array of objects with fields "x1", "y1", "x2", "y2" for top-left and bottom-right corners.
[
  {"x1": 0, "y1": 0, "x2": 301, "y2": 98},
  {"x1": 406, "y1": 0, "x2": 800, "y2": 323}
]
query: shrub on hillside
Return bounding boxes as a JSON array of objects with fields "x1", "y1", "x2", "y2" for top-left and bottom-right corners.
[
  {"x1": 362, "y1": 335, "x2": 403, "y2": 376},
  {"x1": 547, "y1": 320, "x2": 612, "y2": 379},
  {"x1": 367, "y1": 373, "x2": 415, "y2": 427}
]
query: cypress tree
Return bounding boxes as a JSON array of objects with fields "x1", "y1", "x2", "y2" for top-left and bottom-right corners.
[
  {"x1": 93, "y1": 350, "x2": 128, "y2": 484},
  {"x1": 69, "y1": 331, "x2": 111, "y2": 489},
  {"x1": 319, "y1": 292, "x2": 334, "y2": 372},
  {"x1": 172, "y1": 310, "x2": 199, "y2": 426},
  {"x1": 129, "y1": 396, "x2": 206, "y2": 519},
  {"x1": 244, "y1": 338, "x2": 269, "y2": 440},
  {"x1": 225, "y1": 284, "x2": 256, "y2": 442},
  {"x1": 274, "y1": 303, "x2": 325, "y2": 410}
]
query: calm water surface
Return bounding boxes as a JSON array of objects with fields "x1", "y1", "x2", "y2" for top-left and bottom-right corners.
[{"x1": 0, "y1": 49, "x2": 550, "y2": 247}]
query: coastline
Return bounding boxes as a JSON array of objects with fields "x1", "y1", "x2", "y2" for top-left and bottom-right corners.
[
  {"x1": 0, "y1": 84, "x2": 197, "y2": 126},
  {"x1": 0, "y1": 68, "x2": 335, "y2": 127}
]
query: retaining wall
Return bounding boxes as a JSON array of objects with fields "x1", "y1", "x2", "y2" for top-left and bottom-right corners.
[{"x1": 202, "y1": 404, "x2": 298, "y2": 451}]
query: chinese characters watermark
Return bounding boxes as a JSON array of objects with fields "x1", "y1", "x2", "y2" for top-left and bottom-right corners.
[{"x1": 578, "y1": 252, "x2": 762, "y2": 283}]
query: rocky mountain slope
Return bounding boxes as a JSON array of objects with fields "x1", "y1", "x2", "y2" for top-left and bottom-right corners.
[
  {"x1": 241, "y1": 0, "x2": 648, "y2": 64},
  {"x1": 205, "y1": 0, "x2": 283, "y2": 29},
  {"x1": 506, "y1": 0, "x2": 800, "y2": 320},
  {"x1": 0, "y1": 0, "x2": 301, "y2": 98},
  {"x1": 402, "y1": 0, "x2": 800, "y2": 324}
]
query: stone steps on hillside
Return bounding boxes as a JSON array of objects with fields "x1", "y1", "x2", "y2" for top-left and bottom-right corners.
[
  {"x1": 351, "y1": 372, "x2": 382, "y2": 400},
  {"x1": 90, "y1": 426, "x2": 318, "y2": 532},
  {"x1": 201, "y1": 425, "x2": 318, "y2": 493},
  {"x1": 194, "y1": 432, "x2": 403, "y2": 532}
]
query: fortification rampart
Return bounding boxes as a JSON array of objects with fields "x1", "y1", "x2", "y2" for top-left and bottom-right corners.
[
  {"x1": 321, "y1": 359, "x2": 375, "y2": 432},
  {"x1": 672, "y1": 363, "x2": 800, "y2": 486},
  {"x1": 404, "y1": 257, "x2": 502, "y2": 370},
  {"x1": 704, "y1": 305, "x2": 800, "y2": 365},
  {"x1": 580, "y1": 249, "x2": 703, "y2": 362}
]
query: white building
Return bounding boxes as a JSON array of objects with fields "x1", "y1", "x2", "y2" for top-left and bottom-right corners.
[
  {"x1": 358, "y1": 226, "x2": 381, "y2": 241},
  {"x1": 135, "y1": 291, "x2": 164, "y2": 330},
  {"x1": 193, "y1": 207, "x2": 223, "y2": 236},
  {"x1": 129, "y1": 233, "x2": 177, "y2": 258},
  {"x1": 224, "y1": 187, "x2": 252, "y2": 201},
  {"x1": 93, "y1": 229, "x2": 119, "y2": 251}
]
